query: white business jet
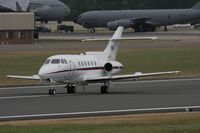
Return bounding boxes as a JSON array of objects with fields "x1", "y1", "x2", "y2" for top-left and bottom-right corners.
[{"x1": 7, "y1": 27, "x2": 179, "y2": 95}]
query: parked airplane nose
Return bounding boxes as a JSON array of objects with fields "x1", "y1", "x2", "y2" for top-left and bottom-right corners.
[
  {"x1": 73, "y1": 18, "x2": 77, "y2": 23},
  {"x1": 64, "y1": 5, "x2": 70, "y2": 16},
  {"x1": 73, "y1": 17, "x2": 78, "y2": 23},
  {"x1": 73, "y1": 15, "x2": 82, "y2": 24}
]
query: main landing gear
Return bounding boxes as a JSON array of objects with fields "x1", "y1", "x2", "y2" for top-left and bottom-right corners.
[
  {"x1": 48, "y1": 84, "x2": 110, "y2": 95},
  {"x1": 48, "y1": 85, "x2": 76, "y2": 96},
  {"x1": 66, "y1": 85, "x2": 76, "y2": 94},
  {"x1": 100, "y1": 85, "x2": 109, "y2": 94},
  {"x1": 89, "y1": 28, "x2": 96, "y2": 33}
]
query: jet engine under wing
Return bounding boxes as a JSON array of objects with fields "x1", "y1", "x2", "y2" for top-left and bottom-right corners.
[
  {"x1": 7, "y1": 75, "x2": 41, "y2": 80},
  {"x1": 84, "y1": 71, "x2": 180, "y2": 83},
  {"x1": 107, "y1": 17, "x2": 160, "y2": 30}
]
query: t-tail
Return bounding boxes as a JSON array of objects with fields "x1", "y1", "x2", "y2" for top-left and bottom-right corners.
[
  {"x1": 103, "y1": 26, "x2": 124, "y2": 61},
  {"x1": 83, "y1": 26, "x2": 157, "y2": 61}
]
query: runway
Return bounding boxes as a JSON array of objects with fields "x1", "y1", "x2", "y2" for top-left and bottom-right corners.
[{"x1": 0, "y1": 78, "x2": 200, "y2": 121}]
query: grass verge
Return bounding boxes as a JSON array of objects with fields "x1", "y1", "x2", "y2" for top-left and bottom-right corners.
[
  {"x1": 1, "y1": 46, "x2": 200, "y2": 86},
  {"x1": 0, "y1": 112, "x2": 200, "y2": 133}
]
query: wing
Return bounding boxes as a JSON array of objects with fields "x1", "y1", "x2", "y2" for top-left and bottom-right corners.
[
  {"x1": 84, "y1": 71, "x2": 180, "y2": 83},
  {"x1": 7, "y1": 75, "x2": 41, "y2": 80}
]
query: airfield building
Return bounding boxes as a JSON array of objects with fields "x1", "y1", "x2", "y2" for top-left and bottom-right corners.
[{"x1": 0, "y1": 13, "x2": 35, "y2": 45}]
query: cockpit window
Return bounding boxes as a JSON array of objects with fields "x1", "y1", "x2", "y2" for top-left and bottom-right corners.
[
  {"x1": 44, "y1": 59, "x2": 51, "y2": 64},
  {"x1": 61, "y1": 59, "x2": 65, "y2": 64},
  {"x1": 64, "y1": 59, "x2": 68, "y2": 64},
  {"x1": 51, "y1": 59, "x2": 60, "y2": 64}
]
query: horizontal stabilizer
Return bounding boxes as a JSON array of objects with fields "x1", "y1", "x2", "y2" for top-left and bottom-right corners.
[
  {"x1": 82, "y1": 37, "x2": 158, "y2": 42},
  {"x1": 85, "y1": 71, "x2": 180, "y2": 83},
  {"x1": 7, "y1": 75, "x2": 40, "y2": 80}
]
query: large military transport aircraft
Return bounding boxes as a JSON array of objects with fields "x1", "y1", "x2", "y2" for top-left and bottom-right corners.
[
  {"x1": 74, "y1": 1, "x2": 200, "y2": 32},
  {"x1": 0, "y1": 0, "x2": 70, "y2": 23},
  {"x1": 7, "y1": 27, "x2": 179, "y2": 95}
]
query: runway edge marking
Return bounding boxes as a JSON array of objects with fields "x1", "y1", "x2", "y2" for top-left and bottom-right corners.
[{"x1": 0, "y1": 106, "x2": 200, "y2": 120}]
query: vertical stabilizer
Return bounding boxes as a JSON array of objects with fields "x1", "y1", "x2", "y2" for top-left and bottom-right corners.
[
  {"x1": 192, "y1": 1, "x2": 200, "y2": 9},
  {"x1": 16, "y1": 2, "x2": 22, "y2": 12},
  {"x1": 103, "y1": 26, "x2": 124, "y2": 61},
  {"x1": 26, "y1": 1, "x2": 31, "y2": 12}
]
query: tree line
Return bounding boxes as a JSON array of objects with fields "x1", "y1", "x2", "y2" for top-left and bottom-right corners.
[{"x1": 60, "y1": 0, "x2": 200, "y2": 20}]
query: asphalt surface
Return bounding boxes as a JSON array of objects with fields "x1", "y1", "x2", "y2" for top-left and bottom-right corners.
[{"x1": 0, "y1": 78, "x2": 200, "y2": 121}]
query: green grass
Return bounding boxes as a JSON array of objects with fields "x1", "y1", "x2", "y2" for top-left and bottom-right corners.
[
  {"x1": 119, "y1": 48, "x2": 200, "y2": 76},
  {"x1": 1, "y1": 46, "x2": 200, "y2": 86},
  {"x1": 0, "y1": 113, "x2": 200, "y2": 133}
]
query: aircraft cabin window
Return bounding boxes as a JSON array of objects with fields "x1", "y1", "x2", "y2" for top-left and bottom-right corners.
[
  {"x1": 51, "y1": 59, "x2": 60, "y2": 64},
  {"x1": 45, "y1": 59, "x2": 51, "y2": 64},
  {"x1": 81, "y1": 61, "x2": 84, "y2": 66},
  {"x1": 78, "y1": 61, "x2": 81, "y2": 66},
  {"x1": 91, "y1": 61, "x2": 93, "y2": 66},
  {"x1": 84, "y1": 61, "x2": 87, "y2": 66},
  {"x1": 87, "y1": 61, "x2": 90, "y2": 66},
  {"x1": 94, "y1": 61, "x2": 96, "y2": 66}
]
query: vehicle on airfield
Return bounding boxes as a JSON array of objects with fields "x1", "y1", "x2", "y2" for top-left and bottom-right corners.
[
  {"x1": 57, "y1": 24, "x2": 74, "y2": 33},
  {"x1": 74, "y1": 1, "x2": 200, "y2": 32},
  {"x1": 0, "y1": 0, "x2": 70, "y2": 23},
  {"x1": 35, "y1": 25, "x2": 51, "y2": 33},
  {"x1": 7, "y1": 27, "x2": 179, "y2": 95}
]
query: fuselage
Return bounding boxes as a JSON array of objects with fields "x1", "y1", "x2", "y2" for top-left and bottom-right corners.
[
  {"x1": 38, "y1": 54, "x2": 123, "y2": 84},
  {"x1": 0, "y1": 0, "x2": 70, "y2": 22},
  {"x1": 75, "y1": 9, "x2": 200, "y2": 28}
]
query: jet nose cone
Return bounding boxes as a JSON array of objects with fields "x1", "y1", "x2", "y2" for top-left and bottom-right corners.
[
  {"x1": 65, "y1": 6, "x2": 70, "y2": 15},
  {"x1": 73, "y1": 17, "x2": 78, "y2": 23},
  {"x1": 74, "y1": 16, "x2": 82, "y2": 24},
  {"x1": 38, "y1": 66, "x2": 46, "y2": 77}
]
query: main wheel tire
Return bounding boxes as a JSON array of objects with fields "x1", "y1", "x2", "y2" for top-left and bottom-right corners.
[
  {"x1": 67, "y1": 87, "x2": 71, "y2": 94},
  {"x1": 101, "y1": 86, "x2": 109, "y2": 94},
  {"x1": 67, "y1": 86, "x2": 76, "y2": 94},
  {"x1": 52, "y1": 89, "x2": 56, "y2": 95},
  {"x1": 49, "y1": 89, "x2": 52, "y2": 95},
  {"x1": 72, "y1": 86, "x2": 76, "y2": 93}
]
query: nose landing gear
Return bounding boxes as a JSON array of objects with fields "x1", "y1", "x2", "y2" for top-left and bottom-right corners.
[
  {"x1": 49, "y1": 89, "x2": 56, "y2": 95},
  {"x1": 49, "y1": 80, "x2": 56, "y2": 96}
]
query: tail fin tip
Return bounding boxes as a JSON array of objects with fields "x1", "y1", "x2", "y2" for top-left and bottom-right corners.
[{"x1": 192, "y1": 1, "x2": 200, "y2": 9}]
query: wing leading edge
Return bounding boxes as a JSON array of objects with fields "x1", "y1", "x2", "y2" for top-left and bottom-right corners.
[
  {"x1": 7, "y1": 75, "x2": 41, "y2": 80},
  {"x1": 84, "y1": 71, "x2": 180, "y2": 83}
]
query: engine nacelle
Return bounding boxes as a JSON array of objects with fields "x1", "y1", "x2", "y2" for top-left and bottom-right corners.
[
  {"x1": 107, "y1": 19, "x2": 133, "y2": 30},
  {"x1": 104, "y1": 62, "x2": 113, "y2": 72}
]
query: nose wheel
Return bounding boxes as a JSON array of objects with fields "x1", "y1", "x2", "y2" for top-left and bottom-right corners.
[{"x1": 100, "y1": 86, "x2": 109, "y2": 94}]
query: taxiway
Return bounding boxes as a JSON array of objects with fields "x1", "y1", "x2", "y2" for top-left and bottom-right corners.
[{"x1": 0, "y1": 78, "x2": 200, "y2": 121}]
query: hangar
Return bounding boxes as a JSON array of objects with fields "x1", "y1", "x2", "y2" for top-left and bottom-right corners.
[{"x1": 0, "y1": 13, "x2": 35, "y2": 45}]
